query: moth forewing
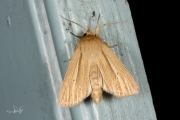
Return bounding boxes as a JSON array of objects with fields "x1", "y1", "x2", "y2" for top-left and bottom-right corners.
[
  {"x1": 58, "y1": 15, "x2": 139, "y2": 107},
  {"x1": 58, "y1": 47, "x2": 92, "y2": 107},
  {"x1": 101, "y1": 45, "x2": 139, "y2": 96}
]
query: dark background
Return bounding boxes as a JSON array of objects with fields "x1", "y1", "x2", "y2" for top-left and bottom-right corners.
[{"x1": 128, "y1": 0, "x2": 163, "y2": 119}]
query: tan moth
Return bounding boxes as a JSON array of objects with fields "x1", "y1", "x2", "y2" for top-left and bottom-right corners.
[{"x1": 58, "y1": 15, "x2": 139, "y2": 107}]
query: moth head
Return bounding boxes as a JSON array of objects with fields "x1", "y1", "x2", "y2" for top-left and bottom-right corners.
[
  {"x1": 60, "y1": 15, "x2": 101, "y2": 38},
  {"x1": 85, "y1": 30, "x2": 94, "y2": 36}
]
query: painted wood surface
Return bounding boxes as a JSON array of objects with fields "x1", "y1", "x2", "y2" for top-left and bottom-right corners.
[{"x1": 0, "y1": 0, "x2": 156, "y2": 119}]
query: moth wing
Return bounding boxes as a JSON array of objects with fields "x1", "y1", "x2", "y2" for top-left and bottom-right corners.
[
  {"x1": 96, "y1": 44, "x2": 139, "y2": 97},
  {"x1": 58, "y1": 47, "x2": 92, "y2": 107}
]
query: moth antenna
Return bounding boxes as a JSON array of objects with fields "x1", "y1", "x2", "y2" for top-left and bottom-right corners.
[
  {"x1": 99, "y1": 20, "x2": 127, "y2": 28},
  {"x1": 60, "y1": 15, "x2": 87, "y2": 32},
  {"x1": 95, "y1": 14, "x2": 100, "y2": 36}
]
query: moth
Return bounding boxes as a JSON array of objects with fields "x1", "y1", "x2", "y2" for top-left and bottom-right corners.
[{"x1": 58, "y1": 15, "x2": 139, "y2": 107}]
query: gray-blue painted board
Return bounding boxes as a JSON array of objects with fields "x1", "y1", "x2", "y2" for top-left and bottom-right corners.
[{"x1": 0, "y1": 0, "x2": 156, "y2": 120}]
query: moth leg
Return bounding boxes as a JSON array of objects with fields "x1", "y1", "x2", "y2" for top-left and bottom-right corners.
[
  {"x1": 64, "y1": 59, "x2": 71, "y2": 62},
  {"x1": 102, "y1": 41, "x2": 117, "y2": 48},
  {"x1": 75, "y1": 37, "x2": 81, "y2": 41},
  {"x1": 108, "y1": 44, "x2": 117, "y2": 48},
  {"x1": 64, "y1": 44, "x2": 80, "y2": 62}
]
